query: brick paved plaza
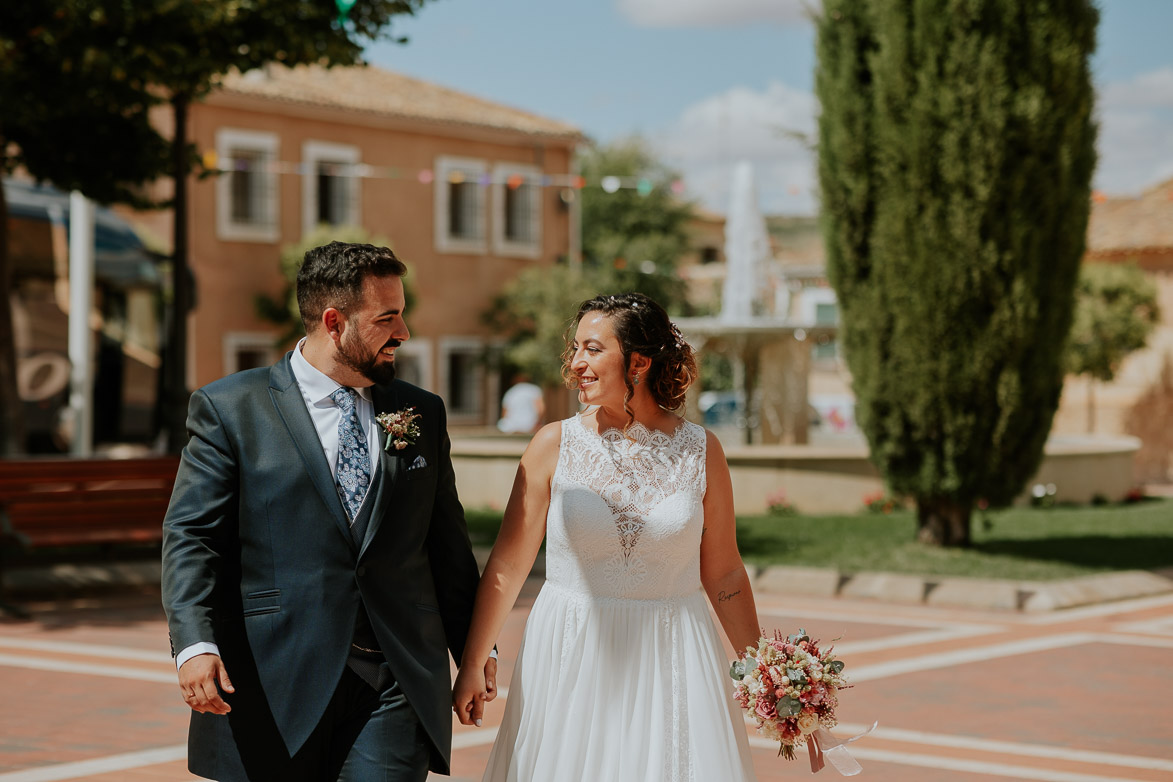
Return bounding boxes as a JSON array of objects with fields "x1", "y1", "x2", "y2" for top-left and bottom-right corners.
[{"x1": 1, "y1": 581, "x2": 1171, "y2": 781}]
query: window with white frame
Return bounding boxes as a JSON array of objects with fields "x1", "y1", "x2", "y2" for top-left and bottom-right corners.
[
  {"x1": 216, "y1": 129, "x2": 279, "y2": 243},
  {"x1": 439, "y1": 338, "x2": 486, "y2": 419},
  {"x1": 389, "y1": 338, "x2": 432, "y2": 390},
  {"x1": 492, "y1": 163, "x2": 542, "y2": 258},
  {"x1": 302, "y1": 141, "x2": 360, "y2": 234},
  {"x1": 223, "y1": 332, "x2": 278, "y2": 376},
  {"x1": 434, "y1": 157, "x2": 487, "y2": 254}
]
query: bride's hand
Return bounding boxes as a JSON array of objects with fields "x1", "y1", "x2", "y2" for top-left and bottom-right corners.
[{"x1": 452, "y1": 665, "x2": 489, "y2": 726}]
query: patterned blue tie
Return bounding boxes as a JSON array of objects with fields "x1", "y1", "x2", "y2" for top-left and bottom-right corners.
[{"x1": 331, "y1": 387, "x2": 371, "y2": 524}]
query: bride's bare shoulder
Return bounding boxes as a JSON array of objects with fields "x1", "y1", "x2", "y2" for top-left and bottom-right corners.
[{"x1": 521, "y1": 421, "x2": 563, "y2": 466}]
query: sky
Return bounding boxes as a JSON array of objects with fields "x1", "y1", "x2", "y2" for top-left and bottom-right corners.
[{"x1": 366, "y1": 0, "x2": 1173, "y2": 216}]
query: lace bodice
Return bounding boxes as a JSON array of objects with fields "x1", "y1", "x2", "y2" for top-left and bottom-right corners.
[{"x1": 546, "y1": 414, "x2": 708, "y2": 600}]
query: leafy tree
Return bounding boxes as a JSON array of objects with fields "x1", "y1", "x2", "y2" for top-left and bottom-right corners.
[
  {"x1": 1066, "y1": 261, "x2": 1159, "y2": 431},
  {"x1": 100, "y1": 0, "x2": 433, "y2": 450},
  {"x1": 579, "y1": 139, "x2": 695, "y2": 313},
  {"x1": 256, "y1": 224, "x2": 413, "y2": 344},
  {"x1": 0, "y1": 2, "x2": 173, "y2": 454},
  {"x1": 490, "y1": 140, "x2": 697, "y2": 387},
  {"x1": 817, "y1": 0, "x2": 1098, "y2": 546},
  {"x1": 3, "y1": 0, "x2": 433, "y2": 451}
]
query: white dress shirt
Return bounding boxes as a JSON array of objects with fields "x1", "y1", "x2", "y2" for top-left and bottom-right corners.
[{"x1": 176, "y1": 341, "x2": 378, "y2": 671}]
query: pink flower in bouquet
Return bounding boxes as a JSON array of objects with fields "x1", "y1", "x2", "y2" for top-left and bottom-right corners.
[
  {"x1": 755, "y1": 698, "x2": 778, "y2": 722},
  {"x1": 807, "y1": 683, "x2": 826, "y2": 705}
]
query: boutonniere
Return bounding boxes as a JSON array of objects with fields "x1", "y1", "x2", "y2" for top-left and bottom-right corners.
[{"x1": 375, "y1": 407, "x2": 421, "y2": 451}]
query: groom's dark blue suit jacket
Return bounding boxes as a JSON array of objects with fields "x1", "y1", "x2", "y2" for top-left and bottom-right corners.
[{"x1": 161, "y1": 353, "x2": 480, "y2": 774}]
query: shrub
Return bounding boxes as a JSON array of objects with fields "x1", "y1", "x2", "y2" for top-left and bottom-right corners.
[
  {"x1": 863, "y1": 492, "x2": 901, "y2": 515},
  {"x1": 766, "y1": 490, "x2": 797, "y2": 517}
]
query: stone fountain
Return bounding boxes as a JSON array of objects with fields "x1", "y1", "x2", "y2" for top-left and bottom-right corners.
[{"x1": 677, "y1": 162, "x2": 834, "y2": 445}]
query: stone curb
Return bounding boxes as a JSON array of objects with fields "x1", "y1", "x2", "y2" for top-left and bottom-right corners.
[
  {"x1": 4, "y1": 556, "x2": 1170, "y2": 613},
  {"x1": 750, "y1": 565, "x2": 1173, "y2": 612}
]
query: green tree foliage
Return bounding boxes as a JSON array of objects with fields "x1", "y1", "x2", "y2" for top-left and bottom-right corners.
[
  {"x1": 1066, "y1": 261, "x2": 1159, "y2": 432},
  {"x1": 256, "y1": 224, "x2": 413, "y2": 344},
  {"x1": 817, "y1": 0, "x2": 1099, "y2": 546},
  {"x1": 578, "y1": 139, "x2": 694, "y2": 312},
  {"x1": 489, "y1": 139, "x2": 696, "y2": 387},
  {"x1": 0, "y1": 2, "x2": 173, "y2": 454},
  {"x1": 2, "y1": 0, "x2": 433, "y2": 451},
  {"x1": 115, "y1": 0, "x2": 431, "y2": 450},
  {"x1": 1067, "y1": 262, "x2": 1159, "y2": 382}
]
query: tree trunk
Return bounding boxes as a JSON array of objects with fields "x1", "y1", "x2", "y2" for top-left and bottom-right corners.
[
  {"x1": 916, "y1": 497, "x2": 972, "y2": 547},
  {"x1": 0, "y1": 177, "x2": 25, "y2": 454},
  {"x1": 1086, "y1": 377, "x2": 1096, "y2": 433},
  {"x1": 164, "y1": 94, "x2": 192, "y2": 453}
]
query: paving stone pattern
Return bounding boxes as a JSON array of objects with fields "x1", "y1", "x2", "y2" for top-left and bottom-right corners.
[{"x1": 1, "y1": 582, "x2": 1172, "y2": 781}]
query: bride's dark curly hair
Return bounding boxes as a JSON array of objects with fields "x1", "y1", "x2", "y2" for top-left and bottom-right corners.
[{"x1": 561, "y1": 293, "x2": 698, "y2": 425}]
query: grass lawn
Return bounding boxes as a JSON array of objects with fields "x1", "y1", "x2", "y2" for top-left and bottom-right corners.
[{"x1": 466, "y1": 499, "x2": 1173, "y2": 582}]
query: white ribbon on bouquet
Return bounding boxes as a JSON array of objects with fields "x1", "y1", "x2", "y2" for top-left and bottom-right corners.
[{"x1": 808, "y1": 721, "x2": 877, "y2": 775}]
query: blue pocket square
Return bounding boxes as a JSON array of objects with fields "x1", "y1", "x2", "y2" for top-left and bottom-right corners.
[{"x1": 408, "y1": 455, "x2": 428, "y2": 471}]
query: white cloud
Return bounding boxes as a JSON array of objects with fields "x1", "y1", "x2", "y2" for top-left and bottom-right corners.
[
  {"x1": 1096, "y1": 68, "x2": 1173, "y2": 195},
  {"x1": 653, "y1": 81, "x2": 818, "y2": 215},
  {"x1": 1099, "y1": 66, "x2": 1173, "y2": 111},
  {"x1": 617, "y1": 0, "x2": 815, "y2": 28},
  {"x1": 653, "y1": 67, "x2": 1173, "y2": 214}
]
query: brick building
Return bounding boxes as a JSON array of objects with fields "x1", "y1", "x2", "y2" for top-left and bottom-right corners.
[{"x1": 129, "y1": 63, "x2": 582, "y2": 431}]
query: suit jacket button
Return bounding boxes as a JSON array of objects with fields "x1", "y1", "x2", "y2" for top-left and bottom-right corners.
[{"x1": 356, "y1": 566, "x2": 366, "y2": 577}]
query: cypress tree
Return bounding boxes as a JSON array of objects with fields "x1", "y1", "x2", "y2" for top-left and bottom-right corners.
[{"x1": 816, "y1": 0, "x2": 1098, "y2": 546}]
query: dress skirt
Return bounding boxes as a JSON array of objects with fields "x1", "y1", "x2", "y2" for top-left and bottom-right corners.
[{"x1": 481, "y1": 582, "x2": 757, "y2": 782}]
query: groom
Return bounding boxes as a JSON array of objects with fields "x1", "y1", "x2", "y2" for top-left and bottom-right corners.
[{"x1": 162, "y1": 241, "x2": 494, "y2": 781}]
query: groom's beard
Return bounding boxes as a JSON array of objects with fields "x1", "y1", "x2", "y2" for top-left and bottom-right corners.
[{"x1": 338, "y1": 334, "x2": 400, "y2": 386}]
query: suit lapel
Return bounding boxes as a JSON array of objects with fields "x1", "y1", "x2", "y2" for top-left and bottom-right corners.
[
  {"x1": 362, "y1": 383, "x2": 402, "y2": 557},
  {"x1": 269, "y1": 356, "x2": 355, "y2": 549}
]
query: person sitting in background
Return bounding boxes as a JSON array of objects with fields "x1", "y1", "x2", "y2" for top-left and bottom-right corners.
[{"x1": 497, "y1": 373, "x2": 544, "y2": 434}]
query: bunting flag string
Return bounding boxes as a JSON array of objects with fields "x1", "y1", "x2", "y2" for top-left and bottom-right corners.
[{"x1": 199, "y1": 151, "x2": 687, "y2": 195}]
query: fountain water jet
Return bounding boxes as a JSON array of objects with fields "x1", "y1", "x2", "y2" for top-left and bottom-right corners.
[{"x1": 677, "y1": 162, "x2": 834, "y2": 445}]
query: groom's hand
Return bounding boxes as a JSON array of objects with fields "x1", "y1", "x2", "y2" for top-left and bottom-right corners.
[{"x1": 178, "y1": 653, "x2": 235, "y2": 715}]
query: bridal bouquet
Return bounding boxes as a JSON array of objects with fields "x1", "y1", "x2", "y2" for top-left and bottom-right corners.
[{"x1": 730, "y1": 629, "x2": 871, "y2": 774}]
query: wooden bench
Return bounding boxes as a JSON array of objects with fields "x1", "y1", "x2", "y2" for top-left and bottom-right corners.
[{"x1": 0, "y1": 456, "x2": 180, "y2": 614}]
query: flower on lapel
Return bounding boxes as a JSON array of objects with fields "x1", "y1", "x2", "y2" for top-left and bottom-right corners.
[{"x1": 375, "y1": 407, "x2": 421, "y2": 451}]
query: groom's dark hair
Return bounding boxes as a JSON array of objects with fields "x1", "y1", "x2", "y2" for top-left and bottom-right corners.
[{"x1": 297, "y1": 241, "x2": 407, "y2": 333}]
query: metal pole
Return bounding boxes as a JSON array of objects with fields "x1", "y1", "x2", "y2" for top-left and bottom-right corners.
[
  {"x1": 68, "y1": 190, "x2": 95, "y2": 457},
  {"x1": 569, "y1": 144, "x2": 582, "y2": 273}
]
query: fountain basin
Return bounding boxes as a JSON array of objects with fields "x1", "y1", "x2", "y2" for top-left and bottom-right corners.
[{"x1": 450, "y1": 434, "x2": 1141, "y2": 515}]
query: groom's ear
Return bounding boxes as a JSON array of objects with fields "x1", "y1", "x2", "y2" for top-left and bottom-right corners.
[{"x1": 322, "y1": 307, "x2": 345, "y2": 341}]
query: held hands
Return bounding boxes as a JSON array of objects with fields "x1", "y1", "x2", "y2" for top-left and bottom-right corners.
[
  {"x1": 177, "y1": 653, "x2": 235, "y2": 714},
  {"x1": 452, "y1": 656, "x2": 498, "y2": 727}
]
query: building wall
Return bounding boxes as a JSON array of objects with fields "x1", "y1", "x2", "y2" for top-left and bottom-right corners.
[{"x1": 170, "y1": 96, "x2": 575, "y2": 428}]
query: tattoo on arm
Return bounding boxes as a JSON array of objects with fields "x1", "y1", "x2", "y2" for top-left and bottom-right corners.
[{"x1": 718, "y1": 589, "x2": 741, "y2": 603}]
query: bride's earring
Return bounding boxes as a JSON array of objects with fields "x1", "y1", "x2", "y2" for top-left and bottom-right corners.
[{"x1": 632, "y1": 372, "x2": 640, "y2": 386}]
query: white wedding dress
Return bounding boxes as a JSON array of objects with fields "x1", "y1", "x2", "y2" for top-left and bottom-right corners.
[{"x1": 482, "y1": 414, "x2": 757, "y2": 782}]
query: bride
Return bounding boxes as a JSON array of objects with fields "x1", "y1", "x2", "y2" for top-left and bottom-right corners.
[{"x1": 453, "y1": 293, "x2": 760, "y2": 781}]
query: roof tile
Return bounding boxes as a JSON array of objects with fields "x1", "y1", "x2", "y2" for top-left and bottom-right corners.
[
  {"x1": 215, "y1": 63, "x2": 582, "y2": 141},
  {"x1": 1087, "y1": 177, "x2": 1173, "y2": 253}
]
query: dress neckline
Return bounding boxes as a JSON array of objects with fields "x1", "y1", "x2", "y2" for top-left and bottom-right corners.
[{"x1": 573, "y1": 412, "x2": 691, "y2": 444}]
